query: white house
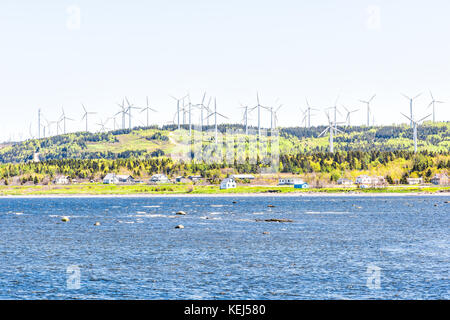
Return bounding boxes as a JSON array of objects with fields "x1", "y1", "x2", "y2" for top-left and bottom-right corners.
[
  {"x1": 53, "y1": 176, "x2": 69, "y2": 185},
  {"x1": 103, "y1": 173, "x2": 119, "y2": 184},
  {"x1": 103, "y1": 174, "x2": 134, "y2": 184},
  {"x1": 355, "y1": 175, "x2": 372, "y2": 185},
  {"x1": 220, "y1": 178, "x2": 237, "y2": 189},
  {"x1": 116, "y1": 175, "x2": 135, "y2": 184},
  {"x1": 279, "y1": 178, "x2": 304, "y2": 185},
  {"x1": 150, "y1": 174, "x2": 169, "y2": 183},
  {"x1": 337, "y1": 178, "x2": 353, "y2": 185},
  {"x1": 406, "y1": 177, "x2": 423, "y2": 185}
]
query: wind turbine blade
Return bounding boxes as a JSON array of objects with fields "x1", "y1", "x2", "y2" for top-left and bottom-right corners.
[
  {"x1": 429, "y1": 90, "x2": 434, "y2": 101},
  {"x1": 417, "y1": 114, "x2": 431, "y2": 123},
  {"x1": 318, "y1": 127, "x2": 329, "y2": 137},
  {"x1": 413, "y1": 92, "x2": 422, "y2": 100},
  {"x1": 401, "y1": 93, "x2": 410, "y2": 100},
  {"x1": 216, "y1": 112, "x2": 228, "y2": 119},
  {"x1": 368, "y1": 94, "x2": 376, "y2": 102},
  {"x1": 401, "y1": 112, "x2": 413, "y2": 122}
]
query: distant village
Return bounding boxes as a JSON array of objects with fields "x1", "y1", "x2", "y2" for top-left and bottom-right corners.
[{"x1": 48, "y1": 171, "x2": 450, "y2": 189}]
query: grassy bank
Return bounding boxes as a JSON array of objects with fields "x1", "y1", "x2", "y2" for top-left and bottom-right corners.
[{"x1": 0, "y1": 183, "x2": 448, "y2": 196}]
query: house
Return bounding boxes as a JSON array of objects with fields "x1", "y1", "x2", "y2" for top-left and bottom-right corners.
[
  {"x1": 188, "y1": 175, "x2": 202, "y2": 182},
  {"x1": 175, "y1": 176, "x2": 190, "y2": 183},
  {"x1": 431, "y1": 173, "x2": 449, "y2": 185},
  {"x1": 278, "y1": 178, "x2": 304, "y2": 185},
  {"x1": 406, "y1": 177, "x2": 423, "y2": 185},
  {"x1": 103, "y1": 173, "x2": 119, "y2": 184},
  {"x1": 337, "y1": 178, "x2": 353, "y2": 185},
  {"x1": 53, "y1": 176, "x2": 69, "y2": 185},
  {"x1": 355, "y1": 175, "x2": 372, "y2": 185},
  {"x1": 116, "y1": 175, "x2": 135, "y2": 184},
  {"x1": 103, "y1": 174, "x2": 134, "y2": 184},
  {"x1": 150, "y1": 174, "x2": 169, "y2": 183},
  {"x1": 230, "y1": 174, "x2": 255, "y2": 180},
  {"x1": 294, "y1": 182, "x2": 309, "y2": 189},
  {"x1": 220, "y1": 178, "x2": 236, "y2": 189}
]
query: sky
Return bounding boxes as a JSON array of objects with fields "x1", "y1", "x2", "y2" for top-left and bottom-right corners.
[{"x1": 0, "y1": 0, "x2": 449, "y2": 141}]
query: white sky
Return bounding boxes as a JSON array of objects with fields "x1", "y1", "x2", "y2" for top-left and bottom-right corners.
[{"x1": 0, "y1": 0, "x2": 449, "y2": 141}]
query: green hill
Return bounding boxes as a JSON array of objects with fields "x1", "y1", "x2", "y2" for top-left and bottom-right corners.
[{"x1": 0, "y1": 122, "x2": 449, "y2": 164}]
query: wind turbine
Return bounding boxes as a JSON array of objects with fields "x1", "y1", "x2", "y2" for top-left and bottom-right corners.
[
  {"x1": 29, "y1": 122, "x2": 34, "y2": 140},
  {"x1": 342, "y1": 106, "x2": 359, "y2": 126},
  {"x1": 125, "y1": 97, "x2": 140, "y2": 129},
  {"x1": 359, "y1": 94, "x2": 376, "y2": 126},
  {"x1": 268, "y1": 105, "x2": 283, "y2": 130},
  {"x1": 37, "y1": 109, "x2": 41, "y2": 139},
  {"x1": 206, "y1": 98, "x2": 228, "y2": 143},
  {"x1": 401, "y1": 93, "x2": 422, "y2": 128},
  {"x1": 305, "y1": 98, "x2": 319, "y2": 128},
  {"x1": 327, "y1": 95, "x2": 341, "y2": 133},
  {"x1": 401, "y1": 112, "x2": 431, "y2": 153},
  {"x1": 115, "y1": 99, "x2": 128, "y2": 129},
  {"x1": 59, "y1": 107, "x2": 74, "y2": 134},
  {"x1": 427, "y1": 90, "x2": 444, "y2": 123},
  {"x1": 170, "y1": 94, "x2": 188, "y2": 130},
  {"x1": 107, "y1": 115, "x2": 119, "y2": 130},
  {"x1": 81, "y1": 104, "x2": 96, "y2": 132},
  {"x1": 249, "y1": 92, "x2": 265, "y2": 136},
  {"x1": 318, "y1": 112, "x2": 345, "y2": 153},
  {"x1": 299, "y1": 107, "x2": 308, "y2": 128},
  {"x1": 192, "y1": 92, "x2": 210, "y2": 128},
  {"x1": 240, "y1": 105, "x2": 250, "y2": 135},
  {"x1": 44, "y1": 118, "x2": 56, "y2": 137},
  {"x1": 96, "y1": 119, "x2": 108, "y2": 132},
  {"x1": 141, "y1": 96, "x2": 157, "y2": 127}
]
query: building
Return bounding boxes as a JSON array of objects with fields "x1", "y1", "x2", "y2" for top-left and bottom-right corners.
[
  {"x1": 406, "y1": 177, "x2": 423, "y2": 185},
  {"x1": 103, "y1": 173, "x2": 119, "y2": 184},
  {"x1": 337, "y1": 178, "x2": 353, "y2": 185},
  {"x1": 150, "y1": 174, "x2": 169, "y2": 183},
  {"x1": 294, "y1": 182, "x2": 309, "y2": 189},
  {"x1": 230, "y1": 174, "x2": 255, "y2": 180},
  {"x1": 355, "y1": 175, "x2": 372, "y2": 185},
  {"x1": 103, "y1": 174, "x2": 134, "y2": 184},
  {"x1": 278, "y1": 178, "x2": 304, "y2": 185},
  {"x1": 431, "y1": 173, "x2": 449, "y2": 185},
  {"x1": 116, "y1": 175, "x2": 134, "y2": 184},
  {"x1": 53, "y1": 176, "x2": 69, "y2": 185},
  {"x1": 188, "y1": 175, "x2": 202, "y2": 182},
  {"x1": 220, "y1": 178, "x2": 237, "y2": 189}
]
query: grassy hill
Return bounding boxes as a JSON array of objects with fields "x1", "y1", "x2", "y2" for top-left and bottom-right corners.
[{"x1": 0, "y1": 122, "x2": 449, "y2": 164}]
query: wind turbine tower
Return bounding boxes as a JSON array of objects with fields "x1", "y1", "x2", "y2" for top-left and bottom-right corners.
[{"x1": 401, "y1": 112, "x2": 431, "y2": 153}]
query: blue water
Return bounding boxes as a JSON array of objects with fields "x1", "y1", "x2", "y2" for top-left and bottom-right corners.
[{"x1": 0, "y1": 195, "x2": 448, "y2": 299}]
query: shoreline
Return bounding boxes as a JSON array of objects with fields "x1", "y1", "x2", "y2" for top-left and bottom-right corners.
[{"x1": 0, "y1": 191, "x2": 449, "y2": 198}]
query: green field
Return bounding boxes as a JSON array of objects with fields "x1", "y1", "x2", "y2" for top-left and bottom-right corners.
[{"x1": 0, "y1": 183, "x2": 448, "y2": 196}]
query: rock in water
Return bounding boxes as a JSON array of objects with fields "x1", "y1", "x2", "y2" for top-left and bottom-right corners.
[
  {"x1": 264, "y1": 218, "x2": 293, "y2": 223},
  {"x1": 267, "y1": 205, "x2": 275, "y2": 208},
  {"x1": 94, "y1": 222, "x2": 100, "y2": 226},
  {"x1": 176, "y1": 211, "x2": 187, "y2": 215},
  {"x1": 61, "y1": 216, "x2": 70, "y2": 222},
  {"x1": 175, "y1": 224, "x2": 184, "y2": 229},
  {"x1": 262, "y1": 231, "x2": 270, "y2": 235}
]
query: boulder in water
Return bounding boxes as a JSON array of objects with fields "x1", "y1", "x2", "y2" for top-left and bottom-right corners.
[
  {"x1": 176, "y1": 211, "x2": 187, "y2": 215},
  {"x1": 175, "y1": 224, "x2": 185, "y2": 229},
  {"x1": 94, "y1": 222, "x2": 100, "y2": 226},
  {"x1": 61, "y1": 216, "x2": 70, "y2": 222}
]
